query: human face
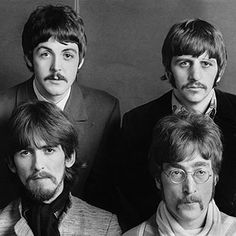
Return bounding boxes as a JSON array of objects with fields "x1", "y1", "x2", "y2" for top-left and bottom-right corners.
[
  {"x1": 160, "y1": 150, "x2": 216, "y2": 229},
  {"x1": 171, "y1": 52, "x2": 218, "y2": 109},
  {"x1": 31, "y1": 37, "x2": 80, "y2": 103},
  {"x1": 11, "y1": 139, "x2": 75, "y2": 203}
]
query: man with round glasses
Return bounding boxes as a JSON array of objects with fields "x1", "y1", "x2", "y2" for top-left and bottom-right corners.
[
  {"x1": 124, "y1": 112, "x2": 236, "y2": 235},
  {"x1": 163, "y1": 168, "x2": 212, "y2": 184}
]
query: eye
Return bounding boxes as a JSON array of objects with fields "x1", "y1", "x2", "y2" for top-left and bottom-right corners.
[
  {"x1": 44, "y1": 147, "x2": 56, "y2": 154},
  {"x1": 201, "y1": 61, "x2": 212, "y2": 68},
  {"x1": 170, "y1": 169, "x2": 184, "y2": 178},
  {"x1": 178, "y1": 61, "x2": 190, "y2": 68},
  {"x1": 39, "y1": 51, "x2": 51, "y2": 59},
  {"x1": 18, "y1": 150, "x2": 31, "y2": 158},
  {"x1": 63, "y1": 52, "x2": 74, "y2": 60},
  {"x1": 195, "y1": 169, "x2": 207, "y2": 176}
]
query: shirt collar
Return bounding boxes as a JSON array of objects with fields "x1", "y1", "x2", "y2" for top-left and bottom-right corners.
[
  {"x1": 33, "y1": 79, "x2": 71, "y2": 111},
  {"x1": 172, "y1": 89, "x2": 217, "y2": 118}
]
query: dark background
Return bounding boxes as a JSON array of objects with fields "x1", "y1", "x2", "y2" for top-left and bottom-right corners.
[{"x1": 1, "y1": 0, "x2": 236, "y2": 114}]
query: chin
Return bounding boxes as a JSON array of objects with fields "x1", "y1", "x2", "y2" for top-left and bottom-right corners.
[
  {"x1": 179, "y1": 210, "x2": 202, "y2": 221},
  {"x1": 27, "y1": 187, "x2": 57, "y2": 202}
]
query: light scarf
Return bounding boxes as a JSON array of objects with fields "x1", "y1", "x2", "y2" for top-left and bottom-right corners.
[{"x1": 156, "y1": 200, "x2": 222, "y2": 236}]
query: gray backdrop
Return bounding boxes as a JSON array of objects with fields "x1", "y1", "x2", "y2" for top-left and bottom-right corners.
[{"x1": 1, "y1": 0, "x2": 236, "y2": 115}]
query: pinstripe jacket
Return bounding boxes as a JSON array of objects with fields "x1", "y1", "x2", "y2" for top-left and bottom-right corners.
[{"x1": 0, "y1": 195, "x2": 121, "y2": 236}]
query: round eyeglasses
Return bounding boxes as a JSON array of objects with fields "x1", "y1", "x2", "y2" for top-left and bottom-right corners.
[{"x1": 163, "y1": 169, "x2": 212, "y2": 184}]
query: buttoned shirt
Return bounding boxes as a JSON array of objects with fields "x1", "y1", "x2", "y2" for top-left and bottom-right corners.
[{"x1": 172, "y1": 89, "x2": 217, "y2": 118}]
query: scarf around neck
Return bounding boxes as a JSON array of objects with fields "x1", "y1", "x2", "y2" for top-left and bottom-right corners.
[
  {"x1": 21, "y1": 185, "x2": 70, "y2": 236},
  {"x1": 156, "y1": 200, "x2": 223, "y2": 236}
]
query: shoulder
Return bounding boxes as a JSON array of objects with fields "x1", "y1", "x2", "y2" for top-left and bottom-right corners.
[
  {"x1": 0, "y1": 199, "x2": 21, "y2": 235},
  {"x1": 123, "y1": 91, "x2": 172, "y2": 122},
  {"x1": 63, "y1": 196, "x2": 121, "y2": 235},
  {"x1": 122, "y1": 91, "x2": 172, "y2": 134},
  {"x1": 0, "y1": 79, "x2": 30, "y2": 98},
  {"x1": 0, "y1": 79, "x2": 31, "y2": 118},
  {"x1": 79, "y1": 84, "x2": 119, "y2": 107},
  {"x1": 123, "y1": 215, "x2": 158, "y2": 236},
  {"x1": 74, "y1": 84, "x2": 120, "y2": 120},
  {"x1": 0, "y1": 199, "x2": 20, "y2": 218},
  {"x1": 216, "y1": 89, "x2": 236, "y2": 106},
  {"x1": 220, "y1": 211, "x2": 236, "y2": 235}
]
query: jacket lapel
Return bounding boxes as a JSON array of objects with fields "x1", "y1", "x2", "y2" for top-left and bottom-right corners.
[
  {"x1": 214, "y1": 89, "x2": 236, "y2": 129},
  {"x1": 16, "y1": 77, "x2": 37, "y2": 106},
  {"x1": 64, "y1": 82, "x2": 88, "y2": 123}
]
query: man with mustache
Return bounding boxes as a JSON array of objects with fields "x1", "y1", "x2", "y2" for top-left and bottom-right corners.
[
  {"x1": 124, "y1": 113, "x2": 236, "y2": 235},
  {"x1": 0, "y1": 5, "x2": 121, "y2": 214},
  {"x1": 0, "y1": 101, "x2": 121, "y2": 236},
  {"x1": 117, "y1": 18, "x2": 236, "y2": 229}
]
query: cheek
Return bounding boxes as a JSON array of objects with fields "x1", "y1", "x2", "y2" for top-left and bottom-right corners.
[
  {"x1": 201, "y1": 181, "x2": 214, "y2": 201},
  {"x1": 172, "y1": 71, "x2": 187, "y2": 86},
  {"x1": 15, "y1": 166, "x2": 29, "y2": 185},
  {"x1": 33, "y1": 59, "x2": 50, "y2": 74},
  {"x1": 162, "y1": 180, "x2": 181, "y2": 204},
  {"x1": 50, "y1": 159, "x2": 66, "y2": 179},
  {"x1": 67, "y1": 63, "x2": 78, "y2": 78}
]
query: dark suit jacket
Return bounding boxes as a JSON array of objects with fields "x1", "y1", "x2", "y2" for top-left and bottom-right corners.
[
  {"x1": 0, "y1": 78, "x2": 121, "y2": 213},
  {"x1": 118, "y1": 89, "x2": 236, "y2": 229}
]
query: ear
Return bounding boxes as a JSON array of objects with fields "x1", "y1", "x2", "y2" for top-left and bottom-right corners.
[
  {"x1": 216, "y1": 76, "x2": 221, "y2": 83},
  {"x1": 214, "y1": 175, "x2": 219, "y2": 186},
  {"x1": 65, "y1": 151, "x2": 76, "y2": 168},
  {"x1": 7, "y1": 157, "x2": 16, "y2": 174},
  {"x1": 78, "y1": 58, "x2": 84, "y2": 70},
  {"x1": 24, "y1": 55, "x2": 33, "y2": 68},
  {"x1": 155, "y1": 178, "x2": 161, "y2": 190},
  {"x1": 165, "y1": 71, "x2": 172, "y2": 80},
  {"x1": 24, "y1": 55, "x2": 33, "y2": 71}
]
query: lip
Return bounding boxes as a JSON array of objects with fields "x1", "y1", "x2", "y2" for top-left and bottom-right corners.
[
  {"x1": 181, "y1": 202, "x2": 198, "y2": 208},
  {"x1": 186, "y1": 86, "x2": 203, "y2": 89},
  {"x1": 47, "y1": 79, "x2": 66, "y2": 84},
  {"x1": 31, "y1": 176, "x2": 49, "y2": 180}
]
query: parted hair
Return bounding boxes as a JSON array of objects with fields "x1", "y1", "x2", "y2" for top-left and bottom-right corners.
[
  {"x1": 149, "y1": 112, "x2": 223, "y2": 179},
  {"x1": 22, "y1": 4, "x2": 87, "y2": 72},
  {"x1": 7, "y1": 100, "x2": 79, "y2": 184},
  {"x1": 161, "y1": 18, "x2": 227, "y2": 87}
]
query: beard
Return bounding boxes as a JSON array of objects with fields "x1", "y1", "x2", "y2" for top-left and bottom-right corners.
[{"x1": 25, "y1": 172, "x2": 64, "y2": 202}]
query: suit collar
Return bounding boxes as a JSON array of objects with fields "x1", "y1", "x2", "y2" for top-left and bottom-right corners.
[
  {"x1": 215, "y1": 89, "x2": 236, "y2": 118},
  {"x1": 16, "y1": 77, "x2": 37, "y2": 105},
  {"x1": 64, "y1": 81, "x2": 88, "y2": 122},
  {"x1": 17, "y1": 78, "x2": 88, "y2": 122}
]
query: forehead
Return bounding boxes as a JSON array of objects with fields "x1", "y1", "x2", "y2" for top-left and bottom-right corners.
[
  {"x1": 163, "y1": 150, "x2": 212, "y2": 170},
  {"x1": 34, "y1": 37, "x2": 79, "y2": 53},
  {"x1": 22, "y1": 134, "x2": 61, "y2": 150},
  {"x1": 171, "y1": 52, "x2": 217, "y2": 63}
]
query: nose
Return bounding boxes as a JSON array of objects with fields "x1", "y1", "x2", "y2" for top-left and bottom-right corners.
[
  {"x1": 50, "y1": 55, "x2": 62, "y2": 72},
  {"x1": 189, "y1": 63, "x2": 201, "y2": 81},
  {"x1": 33, "y1": 151, "x2": 45, "y2": 171},
  {"x1": 182, "y1": 174, "x2": 197, "y2": 195}
]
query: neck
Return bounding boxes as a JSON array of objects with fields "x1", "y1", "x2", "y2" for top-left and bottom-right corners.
[{"x1": 173, "y1": 89, "x2": 214, "y2": 114}]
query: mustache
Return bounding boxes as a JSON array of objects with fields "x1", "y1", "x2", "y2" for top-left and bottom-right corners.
[
  {"x1": 182, "y1": 82, "x2": 207, "y2": 90},
  {"x1": 27, "y1": 171, "x2": 57, "y2": 184},
  {"x1": 177, "y1": 195, "x2": 204, "y2": 210},
  {"x1": 44, "y1": 73, "x2": 67, "y2": 82}
]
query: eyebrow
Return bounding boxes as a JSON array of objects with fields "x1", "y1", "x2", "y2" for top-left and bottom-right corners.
[
  {"x1": 166, "y1": 161, "x2": 210, "y2": 169},
  {"x1": 35, "y1": 46, "x2": 52, "y2": 53},
  {"x1": 174, "y1": 56, "x2": 217, "y2": 63},
  {"x1": 35, "y1": 46, "x2": 78, "y2": 54}
]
